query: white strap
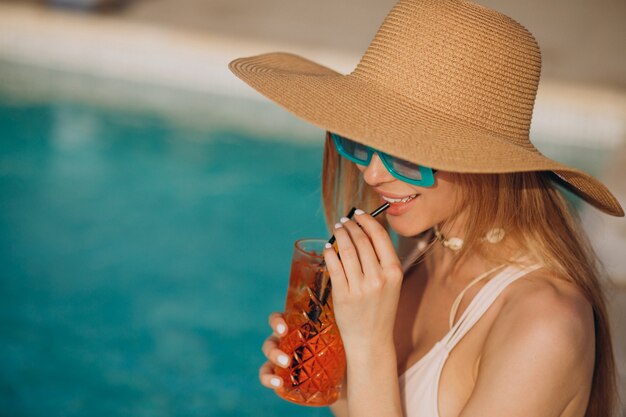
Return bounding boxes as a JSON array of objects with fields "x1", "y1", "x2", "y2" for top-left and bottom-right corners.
[
  {"x1": 444, "y1": 264, "x2": 542, "y2": 349},
  {"x1": 448, "y1": 264, "x2": 507, "y2": 329}
]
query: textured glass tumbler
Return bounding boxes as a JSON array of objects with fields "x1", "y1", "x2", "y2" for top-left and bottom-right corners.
[{"x1": 274, "y1": 239, "x2": 346, "y2": 406}]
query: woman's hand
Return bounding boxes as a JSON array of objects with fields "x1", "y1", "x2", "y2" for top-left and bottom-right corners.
[
  {"x1": 258, "y1": 312, "x2": 291, "y2": 390},
  {"x1": 323, "y1": 209, "x2": 404, "y2": 352}
]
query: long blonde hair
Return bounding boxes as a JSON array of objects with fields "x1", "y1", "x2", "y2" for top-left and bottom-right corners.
[{"x1": 320, "y1": 132, "x2": 618, "y2": 417}]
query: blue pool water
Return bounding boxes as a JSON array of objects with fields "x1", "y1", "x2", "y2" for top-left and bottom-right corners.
[{"x1": 0, "y1": 95, "x2": 333, "y2": 417}]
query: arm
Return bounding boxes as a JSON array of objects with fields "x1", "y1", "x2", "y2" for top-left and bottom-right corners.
[
  {"x1": 329, "y1": 342, "x2": 404, "y2": 417},
  {"x1": 344, "y1": 341, "x2": 403, "y2": 417},
  {"x1": 458, "y1": 280, "x2": 595, "y2": 417}
]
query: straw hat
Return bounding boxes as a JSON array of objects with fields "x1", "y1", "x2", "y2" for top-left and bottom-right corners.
[{"x1": 229, "y1": 0, "x2": 624, "y2": 217}]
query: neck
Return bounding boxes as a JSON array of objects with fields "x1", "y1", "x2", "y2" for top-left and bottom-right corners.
[
  {"x1": 424, "y1": 220, "x2": 506, "y2": 288},
  {"x1": 428, "y1": 214, "x2": 470, "y2": 276}
]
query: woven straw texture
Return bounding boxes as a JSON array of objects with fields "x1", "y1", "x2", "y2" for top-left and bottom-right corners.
[{"x1": 229, "y1": 0, "x2": 623, "y2": 217}]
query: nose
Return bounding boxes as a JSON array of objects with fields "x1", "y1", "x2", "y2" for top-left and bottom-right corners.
[{"x1": 361, "y1": 153, "x2": 395, "y2": 186}]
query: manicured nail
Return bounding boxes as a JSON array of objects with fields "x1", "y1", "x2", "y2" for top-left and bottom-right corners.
[
  {"x1": 270, "y1": 377, "x2": 281, "y2": 387},
  {"x1": 340, "y1": 217, "x2": 350, "y2": 223},
  {"x1": 278, "y1": 355, "x2": 289, "y2": 367},
  {"x1": 334, "y1": 223, "x2": 343, "y2": 229},
  {"x1": 354, "y1": 209, "x2": 365, "y2": 215},
  {"x1": 324, "y1": 243, "x2": 332, "y2": 249},
  {"x1": 276, "y1": 323, "x2": 286, "y2": 334}
]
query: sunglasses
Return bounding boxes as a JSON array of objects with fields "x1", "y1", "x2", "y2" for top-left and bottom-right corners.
[{"x1": 331, "y1": 133, "x2": 435, "y2": 187}]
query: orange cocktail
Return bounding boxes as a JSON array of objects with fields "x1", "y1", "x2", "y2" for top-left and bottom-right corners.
[{"x1": 274, "y1": 239, "x2": 346, "y2": 406}]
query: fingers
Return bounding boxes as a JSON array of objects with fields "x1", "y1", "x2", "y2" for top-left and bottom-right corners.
[
  {"x1": 259, "y1": 360, "x2": 283, "y2": 389},
  {"x1": 268, "y1": 312, "x2": 287, "y2": 337},
  {"x1": 325, "y1": 209, "x2": 403, "y2": 292},
  {"x1": 323, "y1": 242, "x2": 349, "y2": 294},
  {"x1": 337, "y1": 215, "x2": 381, "y2": 278},
  {"x1": 260, "y1": 313, "x2": 292, "y2": 390},
  {"x1": 261, "y1": 335, "x2": 291, "y2": 369},
  {"x1": 352, "y1": 209, "x2": 401, "y2": 270},
  {"x1": 331, "y1": 220, "x2": 365, "y2": 283}
]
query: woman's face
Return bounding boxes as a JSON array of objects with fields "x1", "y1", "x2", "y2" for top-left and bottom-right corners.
[{"x1": 356, "y1": 154, "x2": 463, "y2": 237}]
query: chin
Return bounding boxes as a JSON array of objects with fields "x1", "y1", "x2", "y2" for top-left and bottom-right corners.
[{"x1": 386, "y1": 214, "x2": 431, "y2": 238}]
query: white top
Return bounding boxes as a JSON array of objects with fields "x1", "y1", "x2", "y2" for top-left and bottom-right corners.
[{"x1": 398, "y1": 253, "x2": 542, "y2": 417}]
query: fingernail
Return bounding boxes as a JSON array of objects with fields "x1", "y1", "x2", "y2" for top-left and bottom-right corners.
[
  {"x1": 324, "y1": 243, "x2": 332, "y2": 249},
  {"x1": 354, "y1": 209, "x2": 365, "y2": 215},
  {"x1": 340, "y1": 217, "x2": 350, "y2": 223},
  {"x1": 278, "y1": 355, "x2": 289, "y2": 367},
  {"x1": 334, "y1": 223, "x2": 343, "y2": 229},
  {"x1": 271, "y1": 377, "x2": 281, "y2": 387},
  {"x1": 276, "y1": 323, "x2": 286, "y2": 334}
]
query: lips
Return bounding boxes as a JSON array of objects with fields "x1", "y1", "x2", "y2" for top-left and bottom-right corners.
[{"x1": 375, "y1": 190, "x2": 421, "y2": 216}]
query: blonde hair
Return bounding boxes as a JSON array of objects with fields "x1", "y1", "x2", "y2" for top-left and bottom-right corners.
[{"x1": 320, "y1": 131, "x2": 618, "y2": 417}]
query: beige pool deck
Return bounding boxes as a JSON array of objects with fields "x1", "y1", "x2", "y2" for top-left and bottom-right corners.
[{"x1": 0, "y1": 0, "x2": 625, "y2": 412}]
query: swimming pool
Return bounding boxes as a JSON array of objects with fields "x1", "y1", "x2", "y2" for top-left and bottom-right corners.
[{"x1": 0, "y1": 83, "x2": 336, "y2": 416}]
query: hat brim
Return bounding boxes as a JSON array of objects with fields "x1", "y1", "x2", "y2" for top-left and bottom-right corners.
[{"x1": 229, "y1": 52, "x2": 624, "y2": 217}]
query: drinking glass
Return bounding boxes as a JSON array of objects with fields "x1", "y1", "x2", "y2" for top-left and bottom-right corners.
[{"x1": 274, "y1": 238, "x2": 346, "y2": 406}]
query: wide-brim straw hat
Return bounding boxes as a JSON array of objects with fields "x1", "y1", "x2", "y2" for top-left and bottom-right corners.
[{"x1": 229, "y1": 0, "x2": 624, "y2": 217}]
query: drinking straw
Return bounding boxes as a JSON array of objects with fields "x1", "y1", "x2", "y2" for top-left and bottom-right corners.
[{"x1": 370, "y1": 202, "x2": 392, "y2": 217}]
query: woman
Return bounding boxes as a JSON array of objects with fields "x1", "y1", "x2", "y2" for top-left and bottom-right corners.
[{"x1": 229, "y1": 0, "x2": 624, "y2": 416}]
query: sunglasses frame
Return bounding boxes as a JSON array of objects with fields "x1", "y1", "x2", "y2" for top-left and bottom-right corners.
[{"x1": 331, "y1": 133, "x2": 435, "y2": 187}]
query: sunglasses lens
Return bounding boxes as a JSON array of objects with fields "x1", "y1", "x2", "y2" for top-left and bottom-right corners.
[
  {"x1": 341, "y1": 138, "x2": 369, "y2": 162},
  {"x1": 333, "y1": 134, "x2": 370, "y2": 164},
  {"x1": 386, "y1": 156, "x2": 424, "y2": 180}
]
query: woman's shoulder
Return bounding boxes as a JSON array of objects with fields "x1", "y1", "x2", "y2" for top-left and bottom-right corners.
[
  {"x1": 482, "y1": 266, "x2": 595, "y2": 382},
  {"x1": 461, "y1": 268, "x2": 597, "y2": 415},
  {"x1": 467, "y1": 267, "x2": 596, "y2": 413},
  {"x1": 498, "y1": 266, "x2": 594, "y2": 336}
]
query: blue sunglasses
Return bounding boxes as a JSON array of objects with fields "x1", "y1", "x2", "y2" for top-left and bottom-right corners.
[{"x1": 331, "y1": 133, "x2": 435, "y2": 187}]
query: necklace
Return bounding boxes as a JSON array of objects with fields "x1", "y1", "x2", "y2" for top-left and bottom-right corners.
[
  {"x1": 433, "y1": 224, "x2": 464, "y2": 251},
  {"x1": 433, "y1": 225, "x2": 505, "y2": 252}
]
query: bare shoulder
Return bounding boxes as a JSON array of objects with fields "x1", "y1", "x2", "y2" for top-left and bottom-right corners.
[
  {"x1": 480, "y1": 267, "x2": 595, "y2": 398},
  {"x1": 497, "y1": 267, "x2": 595, "y2": 344},
  {"x1": 461, "y1": 269, "x2": 597, "y2": 416}
]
